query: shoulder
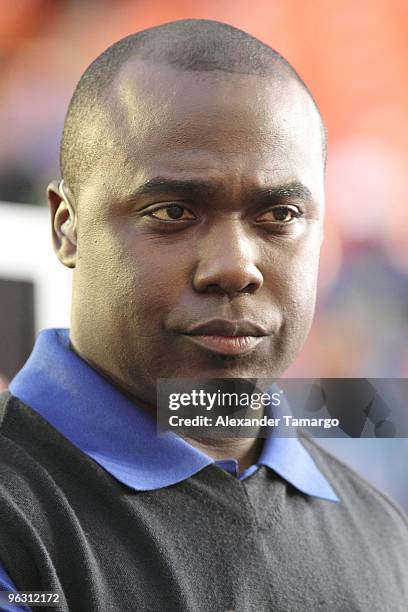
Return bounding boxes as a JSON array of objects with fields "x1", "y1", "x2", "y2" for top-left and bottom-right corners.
[
  {"x1": 0, "y1": 391, "x2": 27, "y2": 433},
  {"x1": 300, "y1": 432, "x2": 408, "y2": 533},
  {"x1": 0, "y1": 391, "x2": 40, "y2": 454},
  {"x1": 0, "y1": 389, "x2": 13, "y2": 423},
  {"x1": 0, "y1": 391, "x2": 44, "y2": 487},
  {"x1": 0, "y1": 391, "x2": 62, "y2": 499}
]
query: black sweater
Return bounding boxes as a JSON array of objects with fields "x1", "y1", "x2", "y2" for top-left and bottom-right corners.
[{"x1": 1, "y1": 392, "x2": 408, "y2": 612}]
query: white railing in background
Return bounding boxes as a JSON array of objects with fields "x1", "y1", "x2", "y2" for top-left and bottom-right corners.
[{"x1": 0, "y1": 202, "x2": 72, "y2": 333}]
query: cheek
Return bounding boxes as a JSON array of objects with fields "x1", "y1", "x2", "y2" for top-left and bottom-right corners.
[
  {"x1": 287, "y1": 257, "x2": 320, "y2": 344},
  {"x1": 264, "y1": 231, "x2": 320, "y2": 294},
  {"x1": 263, "y1": 236, "x2": 321, "y2": 335},
  {"x1": 104, "y1": 235, "x2": 193, "y2": 330}
]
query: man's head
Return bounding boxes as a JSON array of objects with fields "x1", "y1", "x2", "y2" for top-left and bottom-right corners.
[{"x1": 48, "y1": 19, "x2": 326, "y2": 408}]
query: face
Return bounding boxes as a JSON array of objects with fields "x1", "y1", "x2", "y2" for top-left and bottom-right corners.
[{"x1": 50, "y1": 60, "x2": 325, "y2": 409}]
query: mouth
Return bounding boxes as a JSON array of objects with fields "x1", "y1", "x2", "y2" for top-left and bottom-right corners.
[
  {"x1": 180, "y1": 318, "x2": 269, "y2": 356},
  {"x1": 182, "y1": 334, "x2": 265, "y2": 356}
]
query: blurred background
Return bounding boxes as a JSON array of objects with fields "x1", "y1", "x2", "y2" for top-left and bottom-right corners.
[{"x1": 0, "y1": 0, "x2": 407, "y2": 508}]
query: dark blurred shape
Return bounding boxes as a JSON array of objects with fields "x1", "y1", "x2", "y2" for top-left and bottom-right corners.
[
  {"x1": 0, "y1": 168, "x2": 36, "y2": 204},
  {"x1": 0, "y1": 278, "x2": 34, "y2": 381}
]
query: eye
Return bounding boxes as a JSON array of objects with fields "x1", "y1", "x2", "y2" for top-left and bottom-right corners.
[
  {"x1": 147, "y1": 204, "x2": 196, "y2": 221},
  {"x1": 255, "y1": 205, "x2": 303, "y2": 224}
]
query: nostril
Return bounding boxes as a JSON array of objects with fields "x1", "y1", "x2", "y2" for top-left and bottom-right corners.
[
  {"x1": 227, "y1": 283, "x2": 260, "y2": 298},
  {"x1": 204, "y1": 284, "x2": 222, "y2": 294},
  {"x1": 243, "y1": 282, "x2": 259, "y2": 294},
  {"x1": 192, "y1": 259, "x2": 264, "y2": 295},
  {"x1": 204, "y1": 281, "x2": 260, "y2": 297}
]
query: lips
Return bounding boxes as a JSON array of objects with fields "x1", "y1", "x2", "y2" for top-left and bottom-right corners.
[
  {"x1": 183, "y1": 318, "x2": 268, "y2": 337},
  {"x1": 181, "y1": 319, "x2": 269, "y2": 356}
]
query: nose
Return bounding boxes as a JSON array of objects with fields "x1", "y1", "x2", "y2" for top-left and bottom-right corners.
[{"x1": 192, "y1": 219, "x2": 264, "y2": 295}]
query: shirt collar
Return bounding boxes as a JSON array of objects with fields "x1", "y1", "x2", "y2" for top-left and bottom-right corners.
[{"x1": 9, "y1": 328, "x2": 338, "y2": 502}]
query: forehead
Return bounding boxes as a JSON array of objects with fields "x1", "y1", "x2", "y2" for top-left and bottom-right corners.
[{"x1": 87, "y1": 59, "x2": 324, "y2": 203}]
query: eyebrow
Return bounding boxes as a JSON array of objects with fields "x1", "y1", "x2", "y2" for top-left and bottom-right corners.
[
  {"x1": 129, "y1": 178, "x2": 217, "y2": 199},
  {"x1": 251, "y1": 182, "x2": 313, "y2": 203},
  {"x1": 128, "y1": 177, "x2": 313, "y2": 203}
]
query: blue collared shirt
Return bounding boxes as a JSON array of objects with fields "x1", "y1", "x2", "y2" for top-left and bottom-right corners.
[{"x1": 1, "y1": 328, "x2": 338, "y2": 605}]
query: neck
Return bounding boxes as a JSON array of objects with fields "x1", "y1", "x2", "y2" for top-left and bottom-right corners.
[{"x1": 68, "y1": 340, "x2": 264, "y2": 471}]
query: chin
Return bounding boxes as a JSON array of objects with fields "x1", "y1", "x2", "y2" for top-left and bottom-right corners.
[{"x1": 179, "y1": 353, "x2": 287, "y2": 380}]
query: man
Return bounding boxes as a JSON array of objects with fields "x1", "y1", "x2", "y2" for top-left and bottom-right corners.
[{"x1": 0, "y1": 19, "x2": 407, "y2": 612}]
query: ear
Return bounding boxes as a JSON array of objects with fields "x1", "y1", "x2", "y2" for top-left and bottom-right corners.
[{"x1": 47, "y1": 179, "x2": 78, "y2": 269}]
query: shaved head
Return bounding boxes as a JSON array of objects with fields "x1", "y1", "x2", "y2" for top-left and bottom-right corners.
[{"x1": 60, "y1": 19, "x2": 326, "y2": 199}]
